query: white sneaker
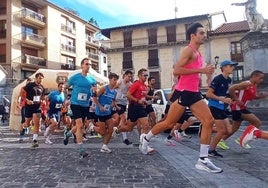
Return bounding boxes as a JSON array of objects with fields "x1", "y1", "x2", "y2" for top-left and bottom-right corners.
[
  {"x1": 164, "y1": 138, "x2": 176, "y2": 146},
  {"x1": 147, "y1": 145, "x2": 155, "y2": 154},
  {"x1": 240, "y1": 125, "x2": 259, "y2": 148},
  {"x1": 174, "y1": 130, "x2": 182, "y2": 142},
  {"x1": 100, "y1": 145, "x2": 112, "y2": 153},
  {"x1": 195, "y1": 158, "x2": 223, "y2": 173},
  {"x1": 45, "y1": 138, "x2": 53, "y2": 145},
  {"x1": 139, "y1": 133, "x2": 149, "y2": 155},
  {"x1": 181, "y1": 131, "x2": 191, "y2": 139}
]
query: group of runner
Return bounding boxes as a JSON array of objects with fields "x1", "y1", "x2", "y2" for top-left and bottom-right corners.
[{"x1": 17, "y1": 22, "x2": 268, "y2": 173}]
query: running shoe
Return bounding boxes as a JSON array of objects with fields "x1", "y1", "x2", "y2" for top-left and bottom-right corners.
[
  {"x1": 235, "y1": 137, "x2": 251, "y2": 149},
  {"x1": 63, "y1": 130, "x2": 71, "y2": 145},
  {"x1": 32, "y1": 140, "x2": 39, "y2": 148},
  {"x1": 79, "y1": 148, "x2": 89, "y2": 159},
  {"x1": 139, "y1": 133, "x2": 149, "y2": 155},
  {"x1": 195, "y1": 158, "x2": 223, "y2": 173},
  {"x1": 240, "y1": 125, "x2": 259, "y2": 148},
  {"x1": 112, "y1": 127, "x2": 119, "y2": 138},
  {"x1": 45, "y1": 137, "x2": 53, "y2": 145},
  {"x1": 19, "y1": 128, "x2": 26, "y2": 141},
  {"x1": 164, "y1": 138, "x2": 176, "y2": 146},
  {"x1": 208, "y1": 150, "x2": 223, "y2": 158},
  {"x1": 181, "y1": 131, "x2": 192, "y2": 139},
  {"x1": 174, "y1": 130, "x2": 182, "y2": 142},
  {"x1": 147, "y1": 145, "x2": 155, "y2": 154},
  {"x1": 217, "y1": 139, "x2": 230, "y2": 150},
  {"x1": 100, "y1": 145, "x2": 112, "y2": 153},
  {"x1": 123, "y1": 139, "x2": 132, "y2": 145}
]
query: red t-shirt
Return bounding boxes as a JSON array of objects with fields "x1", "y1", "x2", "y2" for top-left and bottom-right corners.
[{"x1": 128, "y1": 80, "x2": 147, "y2": 102}]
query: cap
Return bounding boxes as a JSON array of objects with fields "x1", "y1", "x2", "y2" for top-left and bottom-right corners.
[{"x1": 220, "y1": 60, "x2": 238, "y2": 68}]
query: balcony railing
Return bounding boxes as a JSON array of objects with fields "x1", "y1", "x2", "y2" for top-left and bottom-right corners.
[
  {"x1": 86, "y1": 35, "x2": 101, "y2": 46},
  {"x1": 20, "y1": 8, "x2": 46, "y2": 27},
  {"x1": 61, "y1": 44, "x2": 76, "y2": 53},
  {"x1": 61, "y1": 24, "x2": 76, "y2": 35},
  {"x1": 108, "y1": 33, "x2": 187, "y2": 50},
  {"x1": 87, "y1": 51, "x2": 99, "y2": 61},
  {"x1": 21, "y1": 32, "x2": 46, "y2": 47},
  {"x1": 60, "y1": 63, "x2": 75, "y2": 70},
  {"x1": 22, "y1": 54, "x2": 46, "y2": 67}
]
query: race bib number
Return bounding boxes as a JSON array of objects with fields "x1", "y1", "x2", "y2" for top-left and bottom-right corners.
[
  {"x1": 77, "y1": 93, "x2": 87, "y2": 101},
  {"x1": 33, "y1": 96, "x2": 40, "y2": 102},
  {"x1": 55, "y1": 103, "x2": 62, "y2": 108},
  {"x1": 104, "y1": 104, "x2": 110, "y2": 111}
]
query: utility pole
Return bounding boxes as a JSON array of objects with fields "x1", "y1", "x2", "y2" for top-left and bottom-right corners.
[{"x1": 174, "y1": 0, "x2": 178, "y2": 18}]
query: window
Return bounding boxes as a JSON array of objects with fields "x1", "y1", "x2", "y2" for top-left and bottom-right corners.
[
  {"x1": 60, "y1": 55, "x2": 75, "y2": 70},
  {"x1": 148, "y1": 49, "x2": 159, "y2": 68},
  {"x1": 149, "y1": 71, "x2": 160, "y2": 89},
  {"x1": 148, "y1": 28, "x2": 157, "y2": 44},
  {"x1": 61, "y1": 35, "x2": 76, "y2": 53},
  {"x1": 233, "y1": 66, "x2": 244, "y2": 82},
  {"x1": 122, "y1": 52, "x2": 133, "y2": 69},
  {"x1": 0, "y1": 1, "x2": 6, "y2": 15},
  {"x1": 0, "y1": 20, "x2": 6, "y2": 38},
  {"x1": 166, "y1": 25, "x2": 176, "y2": 42},
  {"x1": 61, "y1": 16, "x2": 76, "y2": 34},
  {"x1": 231, "y1": 42, "x2": 243, "y2": 62},
  {"x1": 123, "y1": 31, "x2": 132, "y2": 48},
  {"x1": 0, "y1": 43, "x2": 6, "y2": 62},
  {"x1": 103, "y1": 70, "x2": 107, "y2": 77},
  {"x1": 103, "y1": 56, "x2": 107, "y2": 63}
]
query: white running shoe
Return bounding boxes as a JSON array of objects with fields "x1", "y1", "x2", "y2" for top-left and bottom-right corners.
[
  {"x1": 45, "y1": 138, "x2": 53, "y2": 145},
  {"x1": 139, "y1": 133, "x2": 149, "y2": 155},
  {"x1": 174, "y1": 130, "x2": 182, "y2": 142},
  {"x1": 147, "y1": 145, "x2": 155, "y2": 154},
  {"x1": 100, "y1": 145, "x2": 112, "y2": 153},
  {"x1": 164, "y1": 138, "x2": 176, "y2": 146},
  {"x1": 195, "y1": 158, "x2": 223, "y2": 173},
  {"x1": 240, "y1": 125, "x2": 259, "y2": 148},
  {"x1": 181, "y1": 131, "x2": 191, "y2": 139}
]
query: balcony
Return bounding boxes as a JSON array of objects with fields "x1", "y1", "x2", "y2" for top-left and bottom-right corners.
[
  {"x1": 61, "y1": 24, "x2": 76, "y2": 35},
  {"x1": 20, "y1": 8, "x2": 46, "y2": 29},
  {"x1": 87, "y1": 51, "x2": 99, "y2": 61},
  {"x1": 22, "y1": 54, "x2": 46, "y2": 67},
  {"x1": 61, "y1": 44, "x2": 76, "y2": 54},
  {"x1": 86, "y1": 35, "x2": 101, "y2": 47},
  {"x1": 21, "y1": 32, "x2": 46, "y2": 49},
  {"x1": 60, "y1": 63, "x2": 75, "y2": 70},
  {"x1": 107, "y1": 33, "x2": 187, "y2": 52}
]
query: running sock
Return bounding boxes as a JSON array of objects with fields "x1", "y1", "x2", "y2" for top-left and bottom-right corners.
[
  {"x1": 167, "y1": 135, "x2": 172, "y2": 139},
  {"x1": 33, "y1": 134, "x2": 38, "y2": 141},
  {"x1": 254, "y1": 129, "x2": 262, "y2": 138},
  {"x1": 200, "y1": 144, "x2": 209, "y2": 158},
  {"x1": 145, "y1": 131, "x2": 154, "y2": 140},
  {"x1": 178, "y1": 128, "x2": 183, "y2": 133},
  {"x1": 122, "y1": 132, "x2": 127, "y2": 140}
]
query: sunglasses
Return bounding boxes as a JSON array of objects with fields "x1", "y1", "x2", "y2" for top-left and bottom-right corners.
[{"x1": 142, "y1": 74, "x2": 149, "y2": 77}]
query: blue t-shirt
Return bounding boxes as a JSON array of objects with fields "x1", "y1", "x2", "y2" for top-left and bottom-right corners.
[
  {"x1": 95, "y1": 85, "x2": 117, "y2": 116},
  {"x1": 68, "y1": 73, "x2": 97, "y2": 107},
  {"x1": 48, "y1": 90, "x2": 65, "y2": 112},
  {"x1": 208, "y1": 74, "x2": 231, "y2": 110}
]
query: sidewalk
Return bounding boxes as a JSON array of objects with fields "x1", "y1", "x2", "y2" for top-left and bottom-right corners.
[{"x1": 0, "y1": 124, "x2": 268, "y2": 188}]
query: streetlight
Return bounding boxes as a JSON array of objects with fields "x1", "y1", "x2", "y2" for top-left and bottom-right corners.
[{"x1": 214, "y1": 56, "x2": 219, "y2": 68}]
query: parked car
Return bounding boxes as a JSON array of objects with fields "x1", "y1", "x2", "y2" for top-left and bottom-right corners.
[{"x1": 152, "y1": 88, "x2": 207, "y2": 129}]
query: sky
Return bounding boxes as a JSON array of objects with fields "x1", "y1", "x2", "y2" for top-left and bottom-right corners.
[{"x1": 48, "y1": 0, "x2": 268, "y2": 29}]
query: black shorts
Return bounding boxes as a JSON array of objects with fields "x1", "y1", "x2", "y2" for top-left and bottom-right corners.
[
  {"x1": 171, "y1": 90, "x2": 203, "y2": 107},
  {"x1": 25, "y1": 104, "x2": 41, "y2": 118},
  {"x1": 232, "y1": 109, "x2": 252, "y2": 121},
  {"x1": 145, "y1": 104, "x2": 154, "y2": 114},
  {"x1": 70, "y1": 104, "x2": 90, "y2": 121},
  {"x1": 127, "y1": 103, "x2": 147, "y2": 122},
  {"x1": 97, "y1": 114, "x2": 112, "y2": 122},
  {"x1": 89, "y1": 112, "x2": 98, "y2": 122},
  {"x1": 21, "y1": 106, "x2": 26, "y2": 124},
  {"x1": 209, "y1": 106, "x2": 228, "y2": 120},
  {"x1": 117, "y1": 104, "x2": 127, "y2": 115}
]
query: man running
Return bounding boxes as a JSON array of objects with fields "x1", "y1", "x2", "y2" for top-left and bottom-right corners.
[
  {"x1": 139, "y1": 23, "x2": 223, "y2": 173},
  {"x1": 63, "y1": 58, "x2": 97, "y2": 158}
]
